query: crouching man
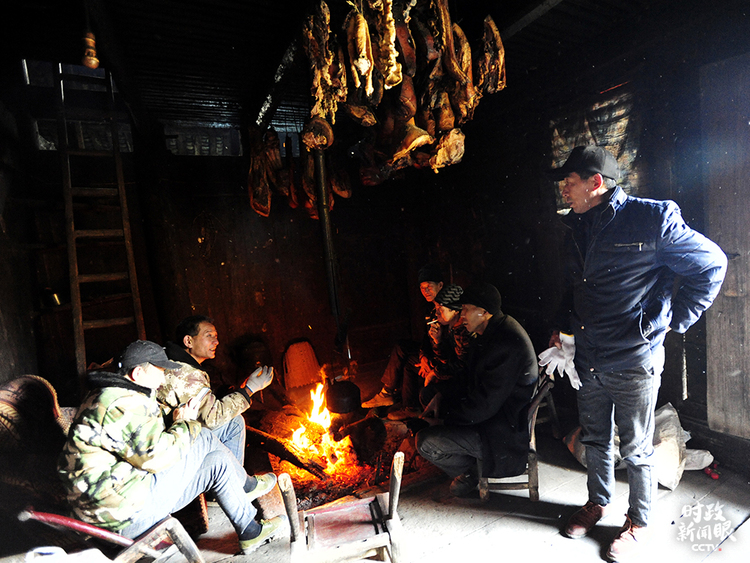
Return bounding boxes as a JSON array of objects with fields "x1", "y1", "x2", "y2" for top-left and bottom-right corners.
[
  {"x1": 416, "y1": 283, "x2": 538, "y2": 497},
  {"x1": 57, "y1": 340, "x2": 286, "y2": 554}
]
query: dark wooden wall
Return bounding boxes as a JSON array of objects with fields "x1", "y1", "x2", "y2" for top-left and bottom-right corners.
[
  {"x1": 135, "y1": 156, "x2": 423, "y2": 389},
  {"x1": 1, "y1": 0, "x2": 749, "y2": 467}
]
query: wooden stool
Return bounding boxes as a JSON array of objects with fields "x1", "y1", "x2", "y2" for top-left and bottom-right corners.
[{"x1": 279, "y1": 452, "x2": 405, "y2": 563}]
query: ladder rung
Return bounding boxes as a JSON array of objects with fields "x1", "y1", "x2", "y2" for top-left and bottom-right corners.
[
  {"x1": 67, "y1": 148, "x2": 113, "y2": 158},
  {"x1": 63, "y1": 108, "x2": 124, "y2": 122},
  {"x1": 75, "y1": 229, "x2": 124, "y2": 239},
  {"x1": 83, "y1": 317, "x2": 136, "y2": 330},
  {"x1": 72, "y1": 187, "x2": 120, "y2": 198},
  {"x1": 60, "y1": 72, "x2": 108, "y2": 86},
  {"x1": 78, "y1": 272, "x2": 129, "y2": 283}
]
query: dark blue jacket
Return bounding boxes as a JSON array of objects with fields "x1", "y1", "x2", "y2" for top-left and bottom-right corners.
[{"x1": 557, "y1": 186, "x2": 727, "y2": 373}]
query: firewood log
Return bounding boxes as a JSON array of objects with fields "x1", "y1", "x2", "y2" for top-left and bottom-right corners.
[{"x1": 245, "y1": 425, "x2": 327, "y2": 479}]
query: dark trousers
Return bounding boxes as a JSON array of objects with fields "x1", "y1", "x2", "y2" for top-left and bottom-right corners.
[{"x1": 381, "y1": 339, "x2": 422, "y2": 408}]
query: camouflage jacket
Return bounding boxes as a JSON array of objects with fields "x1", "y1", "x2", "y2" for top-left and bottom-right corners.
[
  {"x1": 57, "y1": 371, "x2": 201, "y2": 531},
  {"x1": 159, "y1": 342, "x2": 251, "y2": 429}
]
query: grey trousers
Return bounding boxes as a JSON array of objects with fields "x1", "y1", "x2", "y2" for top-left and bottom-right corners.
[{"x1": 416, "y1": 424, "x2": 483, "y2": 478}]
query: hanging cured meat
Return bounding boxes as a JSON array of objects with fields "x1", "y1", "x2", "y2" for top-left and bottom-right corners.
[
  {"x1": 303, "y1": 1, "x2": 345, "y2": 123},
  {"x1": 344, "y1": 9, "x2": 375, "y2": 100},
  {"x1": 366, "y1": 0, "x2": 402, "y2": 89},
  {"x1": 302, "y1": 116, "x2": 335, "y2": 151},
  {"x1": 247, "y1": 126, "x2": 271, "y2": 217},
  {"x1": 394, "y1": 0, "x2": 418, "y2": 77},
  {"x1": 434, "y1": 0, "x2": 468, "y2": 85},
  {"x1": 475, "y1": 15, "x2": 506, "y2": 96},
  {"x1": 430, "y1": 128, "x2": 465, "y2": 172},
  {"x1": 449, "y1": 23, "x2": 478, "y2": 124},
  {"x1": 391, "y1": 120, "x2": 433, "y2": 163},
  {"x1": 254, "y1": 1, "x2": 510, "y2": 213}
]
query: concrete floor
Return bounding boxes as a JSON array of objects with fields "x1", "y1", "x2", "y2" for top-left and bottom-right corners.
[
  {"x1": 4, "y1": 365, "x2": 749, "y2": 563},
  {"x1": 190, "y1": 429, "x2": 750, "y2": 563}
]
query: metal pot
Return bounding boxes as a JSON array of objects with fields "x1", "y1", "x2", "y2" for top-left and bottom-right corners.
[{"x1": 325, "y1": 380, "x2": 361, "y2": 414}]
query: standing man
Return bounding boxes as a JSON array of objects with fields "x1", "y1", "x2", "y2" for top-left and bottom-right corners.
[
  {"x1": 416, "y1": 283, "x2": 538, "y2": 497},
  {"x1": 159, "y1": 315, "x2": 272, "y2": 472},
  {"x1": 547, "y1": 145, "x2": 727, "y2": 561},
  {"x1": 58, "y1": 340, "x2": 286, "y2": 554},
  {"x1": 362, "y1": 264, "x2": 444, "y2": 411}
]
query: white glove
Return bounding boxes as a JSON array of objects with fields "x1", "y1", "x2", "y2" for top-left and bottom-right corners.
[
  {"x1": 242, "y1": 366, "x2": 274, "y2": 393},
  {"x1": 560, "y1": 333, "x2": 581, "y2": 390},
  {"x1": 538, "y1": 346, "x2": 565, "y2": 377}
]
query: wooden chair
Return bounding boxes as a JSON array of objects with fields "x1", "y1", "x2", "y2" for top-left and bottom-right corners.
[
  {"x1": 18, "y1": 508, "x2": 205, "y2": 563},
  {"x1": 278, "y1": 452, "x2": 405, "y2": 563},
  {"x1": 478, "y1": 373, "x2": 555, "y2": 502}
]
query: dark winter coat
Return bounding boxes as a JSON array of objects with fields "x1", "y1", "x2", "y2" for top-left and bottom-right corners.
[
  {"x1": 557, "y1": 186, "x2": 727, "y2": 373},
  {"x1": 442, "y1": 314, "x2": 538, "y2": 478}
]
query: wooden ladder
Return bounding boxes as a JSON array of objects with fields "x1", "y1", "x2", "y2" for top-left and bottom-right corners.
[{"x1": 55, "y1": 64, "x2": 145, "y2": 389}]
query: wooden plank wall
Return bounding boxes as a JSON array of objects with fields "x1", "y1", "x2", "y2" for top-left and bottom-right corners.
[
  {"x1": 140, "y1": 158, "x2": 416, "y2": 389},
  {"x1": 701, "y1": 52, "x2": 750, "y2": 440}
]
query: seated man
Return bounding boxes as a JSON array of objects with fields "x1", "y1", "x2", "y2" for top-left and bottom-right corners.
[
  {"x1": 363, "y1": 264, "x2": 444, "y2": 411},
  {"x1": 159, "y1": 315, "x2": 272, "y2": 467},
  {"x1": 57, "y1": 340, "x2": 285, "y2": 553},
  {"x1": 416, "y1": 283, "x2": 538, "y2": 497},
  {"x1": 418, "y1": 284, "x2": 472, "y2": 411}
]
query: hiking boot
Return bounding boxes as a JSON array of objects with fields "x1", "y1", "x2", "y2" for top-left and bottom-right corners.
[
  {"x1": 449, "y1": 473, "x2": 479, "y2": 497},
  {"x1": 606, "y1": 515, "x2": 650, "y2": 562},
  {"x1": 362, "y1": 388, "x2": 396, "y2": 408},
  {"x1": 246, "y1": 472, "x2": 278, "y2": 503},
  {"x1": 563, "y1": 501, "x2": 609, "y2": 538},
  {"x1": 386, "y1": 407, "x2": 422, "y2": 420},
  {"x1": 239, "y1": 515, "x2": 288, "y2": 554}
]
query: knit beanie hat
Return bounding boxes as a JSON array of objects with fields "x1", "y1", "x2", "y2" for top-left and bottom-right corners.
[
  {"x1": 457, "y1": 282, "x2": 502, "y2": 316},
  {"x1": 435, "y1": 284, "x2": 464, "y2": 310},
  {"x1": 418, "y1": 264, "x2": 444, "y2": 284}
]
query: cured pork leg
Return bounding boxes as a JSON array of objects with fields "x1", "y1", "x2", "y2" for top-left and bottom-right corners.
[
  {"x1": 475, "y1": 15, "x2": 506, "y2": 96},
  {"x1": 344, "y1": 10, "x2": 375, "y2": 99},
  {"x1": 367, "y1": 0, "x2": 402, "y2": 89}
]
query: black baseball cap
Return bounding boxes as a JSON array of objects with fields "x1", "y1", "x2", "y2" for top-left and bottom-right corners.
[
  {"x1": 546, "y1": 145, "x2": 619, "y2": 181},
  {"x1": 118, "y1": 340, "x2": 182, "y2": 372}
]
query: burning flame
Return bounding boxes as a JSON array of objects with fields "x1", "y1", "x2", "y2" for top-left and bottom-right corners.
[
  {"x1": 290, "y1": 382, "x2": 357, "y2": 476},
  {"x1": 308, "y1": 382, "x2": 331, "y2": 428}
]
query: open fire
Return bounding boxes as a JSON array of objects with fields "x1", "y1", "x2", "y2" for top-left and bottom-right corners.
[{"x1": 273, "y1": 381, "x2": 377, "y2": 498}]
